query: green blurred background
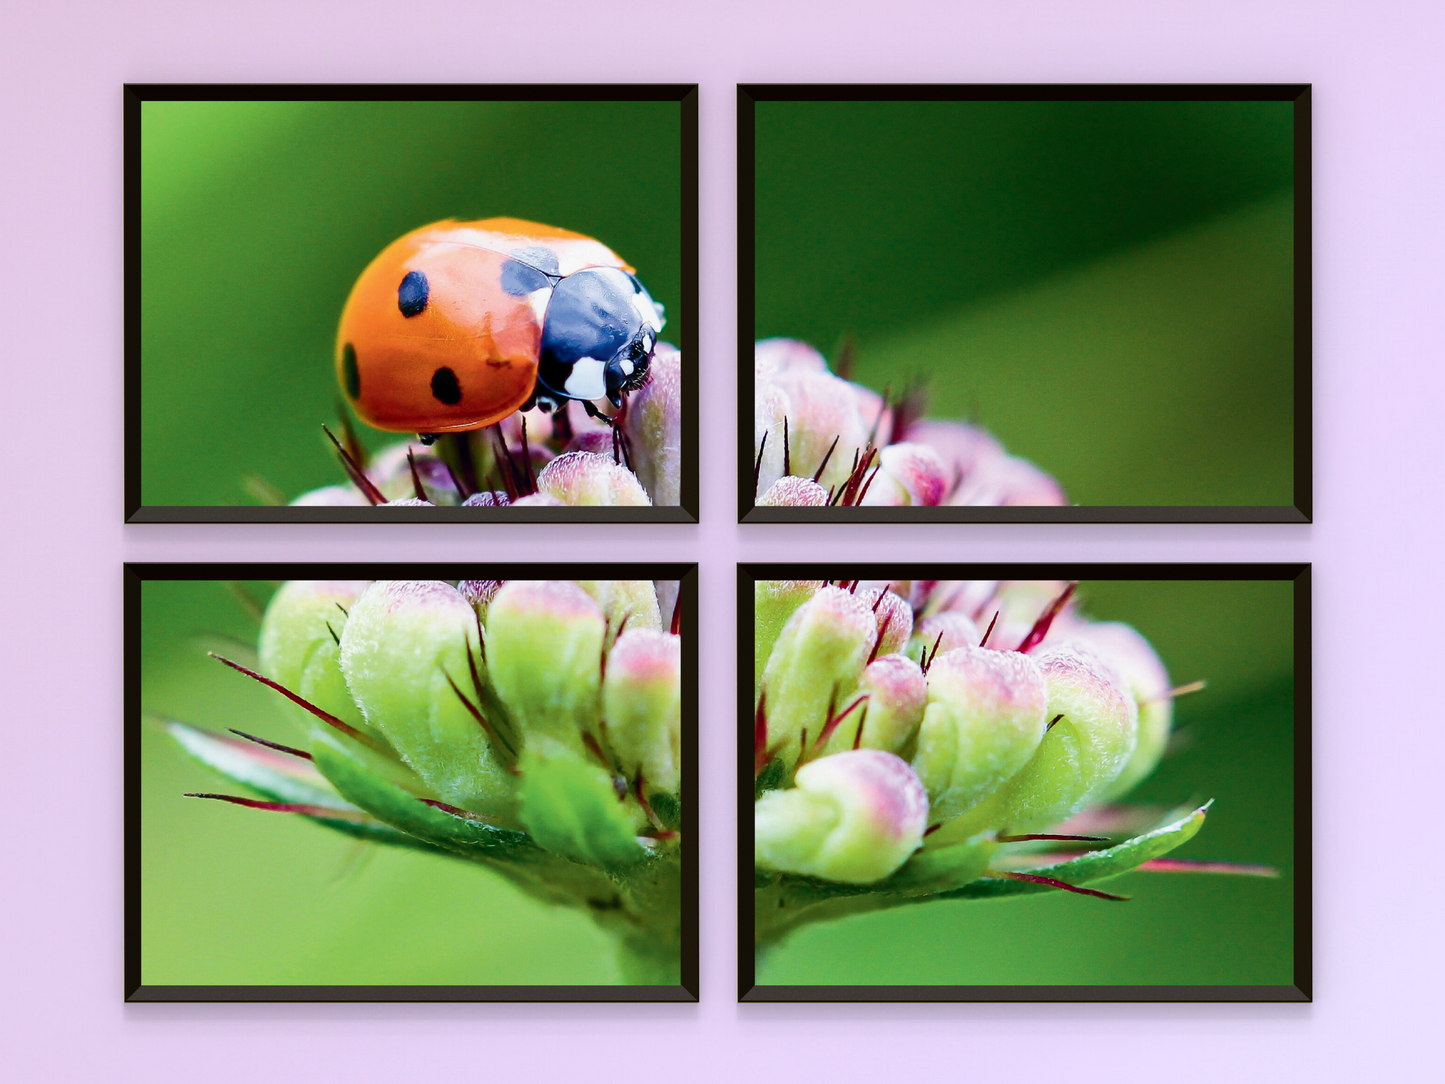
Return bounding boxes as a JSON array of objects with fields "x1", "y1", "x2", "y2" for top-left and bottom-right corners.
[
  {"x1": 759, "y1": 578, "x2": 1297, "y2": 986},
  {"x1": 754, "y1": 100, "x2": 1297, "y2": 506},
  {"x1": 140, "y1": 98, "x2": 682, "y2": 506},
  {"x1": 140, "y1": 580, "x2": 620, "y2": 985}
]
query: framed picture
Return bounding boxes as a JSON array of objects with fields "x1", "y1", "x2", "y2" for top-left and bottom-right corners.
[
  {"x1": 126, "y1": 564, "x2": 697, "y2": 1001},
  {"x1": 739, "y1": 85, "x2": 1310, "y2": 523},
  {"x1": 739, "y1": 564, "x2": 1309, "y2": 1000},
  {"x1": 126, "y1": 84, "x2": 698, "y2": 523}
]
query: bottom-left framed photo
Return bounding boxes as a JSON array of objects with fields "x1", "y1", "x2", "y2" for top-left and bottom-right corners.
[{"x1": 125, "y1": 563, "x2": 698, "y2": 1002}]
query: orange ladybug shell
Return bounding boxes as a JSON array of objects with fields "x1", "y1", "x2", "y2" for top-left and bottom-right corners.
[{"x1": 336, "y1": 218, "x2": 633, "y2": 433}]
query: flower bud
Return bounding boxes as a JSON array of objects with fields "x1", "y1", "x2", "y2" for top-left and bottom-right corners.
[
  {"x1": 258, "y1": 580, "x2": 373, "y2": 736},
  {"x1": 624, "y1": 344, "x2": 682, "y2": 506},
  {"x1": 755, "y1": 338, "x2": 829, "y2": 378},
  {"x1": 771, "y1": 369, "x2": 869, "y2": 492},
  {"x1": 509, "y1": 492, "x2": 564, "y2": 506},
  {"x1": 901, "y1": 419, "x2": 1002, "y2": 481},
  {"x1": 865, "y1": 587, "x2": 914, "y2": 658},
  {"x1": 859, "y1": 442, "x2": 949, "y2": 507},
  {"x1": 1066, "y1": 622, "x2": 1173, "y2": 801},
  {"x1": 338, "y1": 581, "x2": 510, "y2": 811},
  {"x1": 457, "y1": 580, "x2": 503, "y2": 623},
  {"x1": 289, "y1": 484, "x2": 369, "y2": 506},
  {"x1": 755, "y1": 750, "x2": 928, "y2": 884},
  {"x1": 757, "y1": 475, "x2": 829, "y2": 506},
  {"x1": 952, "y1": 453, "x2": 1067, "y2": 507},
  {"x1": 577, "y1": 580, "x2": 663, "y2": 648},
  {"x1": 911, "y1": 645, "x2": 1049, "y2": 823},
  {"x1": 953, "y1": 645, "x2": 1138, "y2": 835},
  {"x1": 907, "y1": 611, "x2": 982, "y2": 663},
  {"x1": 821, "y1": 653, "x2": 926, "y2": 756},
  {"x1": 535, "y1": 451, "x2": 652, "y2": 506},
  {"x1": 758, "y1": 585, "x2": 874, "y2": 768},
  {"x1": 754, "y1": 580, "x2": 824, "y2": 692},
  {"x1": 603, "y1": 629, "x2": 682, "y2": 794},
  {"x1": 485, "y1": 580, "x2": 605, "y2": 757}
]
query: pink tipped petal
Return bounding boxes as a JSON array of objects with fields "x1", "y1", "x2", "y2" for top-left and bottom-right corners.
[
  {"x1": 873, "y1": 442, "x2": 950, "y2": 506},
  {"x1": 755, "y1": 338, "x2": 829, "y2": 378},
  {"x1": 954, "y1": 453, "x2": 1067, "y2": 507},
  {"x1": 913, "y1": 611, "x2": 984, "y2": 659},
  {"x1": 771, "y1": 369, "x2": 870, "y2": 491},
  {"x1": 624, "y1": 344, "x2": 682, "y2": 505}
]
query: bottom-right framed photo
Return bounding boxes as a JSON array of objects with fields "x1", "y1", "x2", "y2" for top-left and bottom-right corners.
[{"x1": 739, "y1": 564, "x2": 1309, "y2": 1002}]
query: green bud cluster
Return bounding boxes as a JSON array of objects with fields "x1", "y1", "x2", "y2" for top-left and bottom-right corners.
[
  {"x1": 755, "y1": 580, "x2": 1173, "y2": 887},
  {"x1": 177, "y1": 577, "x2": 685, "y2": 984}
]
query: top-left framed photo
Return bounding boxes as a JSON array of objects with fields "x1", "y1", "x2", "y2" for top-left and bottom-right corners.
[{"x1": 125, "y1": 84, "x2": 698, "y2": 523}]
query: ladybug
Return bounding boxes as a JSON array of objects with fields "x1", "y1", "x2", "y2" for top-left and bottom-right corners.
[{"x1": 336, "y1": 217, "x2": 664, "y2": 436}]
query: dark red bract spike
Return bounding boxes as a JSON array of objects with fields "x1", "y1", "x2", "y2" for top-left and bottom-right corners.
[
  {"x1": 321, "y1": 424, "x2": 385, "y2": 505},
  {"x1": 921, "y1": 630, "x2": 945, "y2": 674},
  {"x1": 186, "y1": 792, "x2": 368, "y2": 820},
  {"x1": 978, "y1": 610, "x2": 999, "y2": 648},
  {"x1": 867, "y1": 611, "x2": 893, "y2": 665},
  {"x1": 1045, "y1": 712, "x2": 1065, "y2": 732},
  {"x1": 989, "y1": 869, "x2": 1129, "y2": 901},
  {"x1": 783, "y1": 417, "x2": 792, "y2": 477},
  {"x1": 812, "y1": 434, "x2": 841, "y2": 483},
  {"x1": 995, "y1": 833, "x2": 1109, "y2": 843},
  {"x1": 813, "y1": 694, "x2": 867, "y2": 750},
  {"x1": 754, "y1": 431, "x2": 768, "y2": 498},
  {"x1": 226, "y1": 728, "x2": 313, "y2": 760},
  {"x1": 420, "y1": 798, "x2": 494, "y2": 822},
  {"x1": 406, "y1": 449, "x2": 427, "y2": 501},
  {"x1": 210, "y1": 653, "x2": 381, "y2": 751},
  {"x1": 444, "y1": 666, "x2": 516, "y2": 763},
  {"x1": 670, "y1": 590, "x2": 682, "y2": 636},
  {"x1": 633, "y1": 770, "x2": 666, "y2": 832},
  {"x1": 1015, "y1": 582, "x2": 1077, "y2": 653}
]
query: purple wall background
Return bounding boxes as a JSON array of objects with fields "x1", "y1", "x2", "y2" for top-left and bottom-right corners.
[{"x1": 3, "y1": 0, "x2": 1440, "y2": 1078}]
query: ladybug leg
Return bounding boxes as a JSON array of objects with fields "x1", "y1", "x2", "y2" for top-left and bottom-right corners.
[{"x1": 581, "y1": 398, "x2": 616, "y2": 428}]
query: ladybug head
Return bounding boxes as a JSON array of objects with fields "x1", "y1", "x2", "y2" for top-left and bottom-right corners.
[{"x1": 535, "y1": 266, "x2": 665, "y2": 410}]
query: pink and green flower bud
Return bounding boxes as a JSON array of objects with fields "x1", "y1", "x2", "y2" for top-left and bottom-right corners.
[
  {"x1": 901, "y1": 419, "x2": 1003, "y2": 481},
  {"x1": 911, "y1": 645, "x2": 1049, "y2": 823},
  {"x1": 758, "y1": 585, "x2": 875, "y2": 768},
  {"x1": 577, "y1": 580, "x2": 663, "y2": 649},
  {"x1": 754, "y1": 580, "x2": 825, "y2": 693},
  {"x1": 623, "y1": 344, "x2": 682, "y2": 506},
  {"x1": 821, "y1": 654, "x2": 927, "y2": 756},
  {"x1": 603, "y1": 629, "x2": 682, "y2": 794},
  {"x1": 1068, "y1": 622, "x2": 1174, "y2": 801},
  {"x1": 771, "y1": 369, "x2": 869, "y2": 492},
  {"x1": 258, "y1": 580, "x2": 373, "y2": 737},
  {"x1": 290, "y1": 484, "x2": 369, "y2": 507},
  {"x1": 338, "y1": 581, "x2": 511, "y2": 813},
  {"x1": 859, "y1": 442, "x2": 949, "y2": 507},
  {"x1": 485, "y1": 580, "x2": 605, "y2": 757},
  {"x1": 508, "y1": 492, "x2": 564, "y2": 506},
  {"x1": 952, "y1": 645, "x2": 1138, "y2": 835},
  {"x1": 907, "y1": 611, "x2": 982, "y2": 663},
  {"x1": 754, "y1": 337, "x2": 829, "y2": 379},
  {"x1": 755, "y1": 749, "x2": 928, "y2": 884},
  {"x1": 535, "y1": 451, "x2": 652, "y2": 506},
  {"x1": 865, "y1": 587, "x2": 914, "y2": 658},
  {"x1": 757, "y1": 475, "x2": 830, "y2": 506},
  {"x1": 980, "y1": 580, "x2": 1077, "y2": 651},
  {"x1": 951, "y1": 453, "x2": 1067, "y2": 507}
]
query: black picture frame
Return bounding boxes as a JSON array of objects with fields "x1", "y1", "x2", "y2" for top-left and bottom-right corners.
[
  {"x1": 126, "y1": 563, "x2": 699, "y2": 1002},
  {"x1": 738, "y1": 84, "x2": 1311, "y2": 524},
  {"x1": 738, "y1": 563, "x2": 1310, "y2": 1001},
  {"x1": 125, "y1": 84, "x2": 699, "y2": 523}
]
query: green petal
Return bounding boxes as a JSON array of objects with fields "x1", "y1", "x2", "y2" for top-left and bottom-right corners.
[{"x1": 517, "y1": 748, "x2": 646, "y2": 870}]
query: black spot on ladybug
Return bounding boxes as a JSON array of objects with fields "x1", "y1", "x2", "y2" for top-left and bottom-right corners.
[
  {"x1": 512, "y1": 246, "x2": 560, "y2": 275},
  {"x1": 430, "y1": 366, "x2": 462, "y2": 405},
  {"x1": 397, "y1": 270, "x2": 429, "y2": 317},
  {"x1": 342, "y1": 343, "x2": 360, "y2": 399},
  {"x1": 500, "y1": 259, "x2": 551, "y2": 298}
]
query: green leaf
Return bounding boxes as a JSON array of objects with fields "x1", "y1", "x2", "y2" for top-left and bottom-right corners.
[
  {"x1": 310, "y1": 734, "x2": 533, "y2": 860},
  {"x1": 943, "y1": 801, "x2": 1211, "y2": 900},
  {"x1": 517, "y1": 749, "x2": 646, "y2": 870}
]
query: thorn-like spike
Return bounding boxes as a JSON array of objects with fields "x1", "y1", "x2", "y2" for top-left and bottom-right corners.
[
  {"x1": 1137, "y1": 858, "x2": 1279, "y2": 877},
  {"x1": 979, "y1": 610, "x2": 1000, "y2": 648},
  {"x1": 210, "y1": 653, "x2": 382, "y2": 751},
  {"x1": 444, "y1": 667, "x2": 516, "y2": 762},
  {"x1": 324, "y1": 621, "x2": 340, "y2": 647},
  {"x1": 921, "y1": 630, "x2": 945, "y2": 674},
  {"x1": 783, "y1": 417, "x2": 791, "y2": 478},
  {"x1": 867, "y1": 611, "x2": 893, "y2": 665},
  {"x1": 811, "y1": 434, "x2": 840, "y2": 483},
  {"x1": 1015, "y1": 582, "x2": 1077, "y2": 653},
  {"x1": 995, "y1": 832, "x2": 1109, "y2": 843},
  {"x1": 1045, "y1": 712, "x2": 1065, "y2": 732},
  {"x1": 406, "y1": 448, "x2": 427, "y2": 501},
  {"x1": 185, "y1": 792, "x2": 368, "y2": 821},
  {"x1": 754, "y1": 691, "x2": 770, "y2": 776},
  {"x1": 987, "y1": 869, "x2": 1130, "y2": 901},
  {"x1": 813, "y1": 694, "x2": 868, "y2": 750},
  {"x1": 322, "y1": 424, "x2": 385, "y2": 505},
  {"x1": 754, "y1": 431, "x2": 768, "y2": 498},
  {"x1": 670, "y1": 590, "x2": 682, "y2": 636},
  {"x1": 225, "y1": 728, "x2": 313, "y2": 760}
]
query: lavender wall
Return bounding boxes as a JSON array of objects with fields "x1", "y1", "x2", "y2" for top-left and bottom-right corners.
[{"x1": 3, "y1": 0, "x2": 1440, "y2": 1079}]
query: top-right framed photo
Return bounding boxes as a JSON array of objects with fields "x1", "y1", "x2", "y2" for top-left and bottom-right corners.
[{"x1": 739, "y1": 84, "x2": 1311, "y2": 523}]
